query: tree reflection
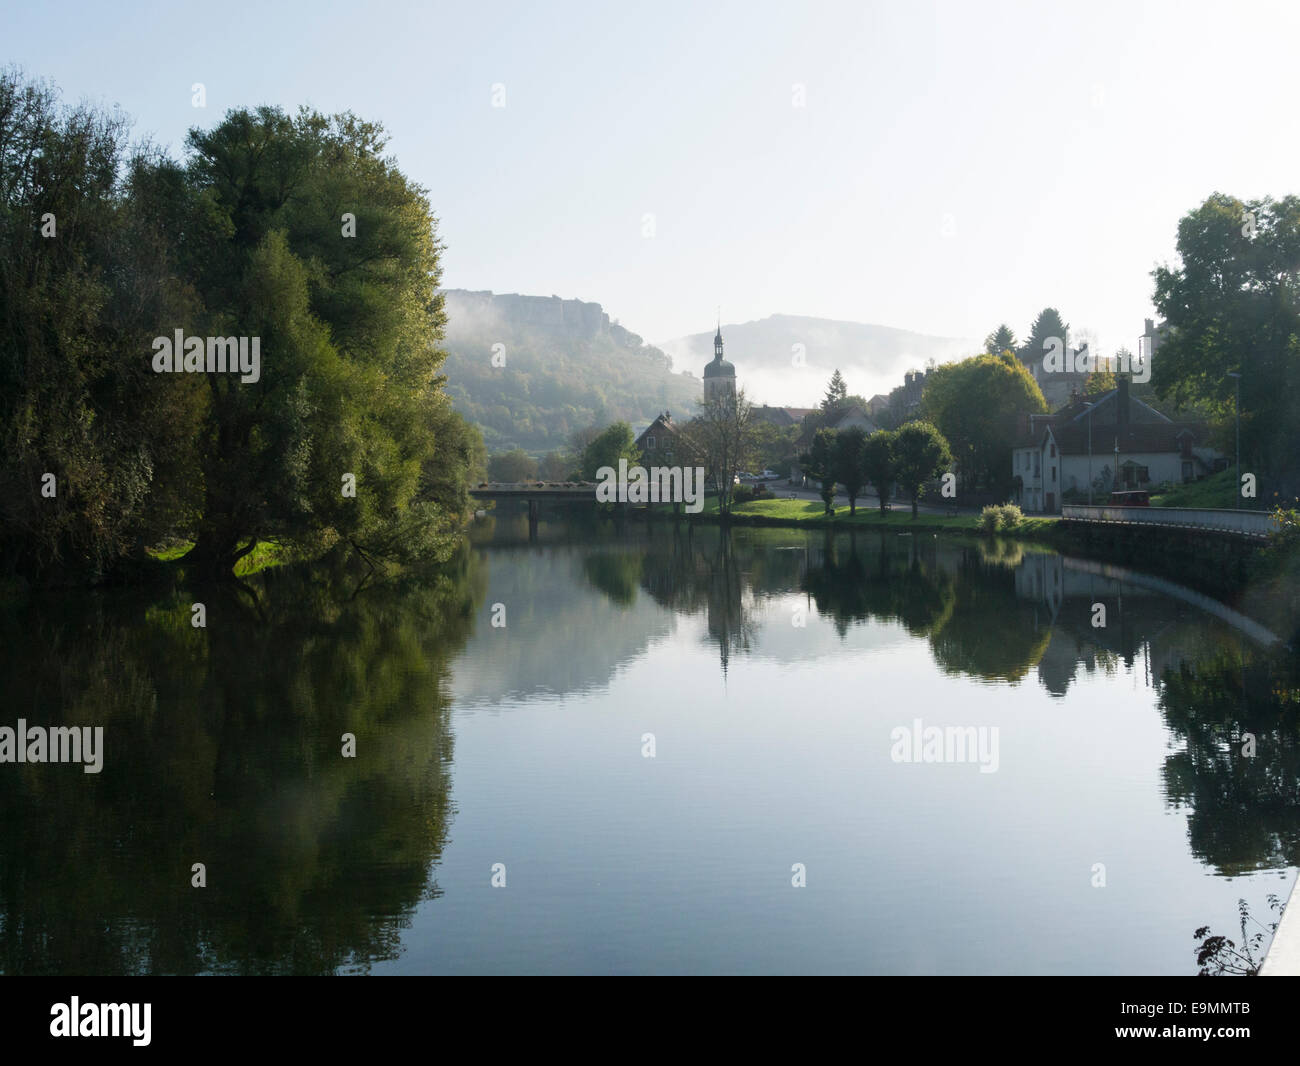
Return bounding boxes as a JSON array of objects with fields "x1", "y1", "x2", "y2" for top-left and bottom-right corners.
[
  {"x1": 0, "y1": 551, "x2": 483, "y2": 974},
  {"x1": 1158, "y1": 645, "x2": 1300, "y2": 874}
]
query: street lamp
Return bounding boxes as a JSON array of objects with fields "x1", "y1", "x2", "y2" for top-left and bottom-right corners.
[{"x1": 1226, "y1": 371, "x2": 1241, "y2": 510}]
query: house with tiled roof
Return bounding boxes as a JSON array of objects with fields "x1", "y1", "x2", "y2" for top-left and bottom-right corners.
[
  {"x1": 635, "y1": 411, "x2": 685, "y2": 463},
  {"x1": 1011, "y1": 379, "x2": 1225, "y2": 513},
  {"x1": 752, "y1": 405, "x2": 816, "y2": 427}
]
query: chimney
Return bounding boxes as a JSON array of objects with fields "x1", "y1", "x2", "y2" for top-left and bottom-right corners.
[{"x1": 1117, "y1": 376, "x2": 1130, "y2": 426}]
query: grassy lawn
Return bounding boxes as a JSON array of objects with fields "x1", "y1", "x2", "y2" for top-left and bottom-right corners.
[
  {"x1": 145, "y1": 538, "x2": 298, "y2": 576},
  {"x1": 682, "y1": 495, "x2": 1059, "y2": 536},
  {"x1": 1149, "y1": 469, "x2": 1238, "y2": 509}
]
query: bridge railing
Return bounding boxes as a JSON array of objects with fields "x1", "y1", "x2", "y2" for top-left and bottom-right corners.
[{"x1": 1061, "y1": 504, "x2": 1279, "y2": 538}]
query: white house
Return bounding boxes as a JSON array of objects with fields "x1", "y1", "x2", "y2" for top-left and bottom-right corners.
[{"x1": 1012, "y1": 379, "x2": 1224, "y2": 513}]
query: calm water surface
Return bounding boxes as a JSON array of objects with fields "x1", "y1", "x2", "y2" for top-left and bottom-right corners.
[{"x1": 2, "y1": 515, "x2": 1296, "y2": 974}]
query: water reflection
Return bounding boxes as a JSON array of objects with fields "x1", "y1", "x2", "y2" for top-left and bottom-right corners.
[
  {"x1": 1, "y1": 518, "x2": 1295, "y2": 973},
  {"x1": 0, "y1": 553, "x2": 483, "y2": 974}
]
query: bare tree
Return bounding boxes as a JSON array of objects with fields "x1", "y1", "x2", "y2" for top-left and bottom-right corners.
[{"x1": 685, "y1": 388, "x2": 757, "y2": 516}]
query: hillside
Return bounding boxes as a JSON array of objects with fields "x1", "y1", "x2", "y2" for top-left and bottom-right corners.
[
  {"x1": 658, "y1": 314, "x2": 976, "y2": 408},
  {"x1": 440, "y1": 290, "x2": 700, "y2": 454}
]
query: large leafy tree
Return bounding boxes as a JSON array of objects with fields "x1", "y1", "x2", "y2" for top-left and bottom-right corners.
[
  {"x1": 578, "y1": 421, "x2": 640, "y2": 481},
  {"x1": 833, "y1": 426, "x2": 869, "y2": 516},
  {"x1": 800, "y1": 428, "x2": 838, "y2": 515},
  {"x1": 0, "y1": 69, "x2": 204, "y2": 582},
  {"x1": 921, "y1": 352, "x2": 1047, "y2": 496},
  {"x1": 1151, "y1": 192, "x2": 1300, "y2": 487},
  {"x1": 488, "y1": 448, "x2": 538, "y2": 483},
  {"x1": 862, "y1": 431, "x2": 897, "y2": 514},
  {"x1": 893, "y1": 421, "x2": 953, "y2": 517},
  {"x1": 172, "y1": 105, "x2": 462, "y2": 573}
]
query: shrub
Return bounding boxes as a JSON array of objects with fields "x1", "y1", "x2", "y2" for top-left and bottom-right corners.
[
  {"x1": 994, "y1": 503, "x2": 1023, "y2": 530},
  {"x1": 1268, "y1": 499, "x2": 1300, "y2": 553},
  {"x1": 980, "y1": 502, "x2": 1023, "y2": 533}
]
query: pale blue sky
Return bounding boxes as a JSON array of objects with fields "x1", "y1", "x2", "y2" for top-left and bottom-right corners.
[{"x1": 9, "y1": 0, "x2": 1300, "y2": 363}]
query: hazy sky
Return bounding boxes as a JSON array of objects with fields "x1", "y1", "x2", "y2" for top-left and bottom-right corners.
[{"x1": 10, "y1": 0, "x2": 1300, "y2": 360}]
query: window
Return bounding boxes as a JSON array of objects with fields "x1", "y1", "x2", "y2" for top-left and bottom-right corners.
[
  {"x1": 646, "y1": 436, "x2": 655, "y2": 450},
  {"x1": 1034, "y1": 453, "x2": 1041, "y2": 477},
  {"x1": 1050, "y1": 443, "x2": 1056, "y2": 458},
  {"x1": 1182, "y1": 461, "x2": 1194, "y2": 482},
  {"x1": 1051, "y1": 466, "x2": 1056, "y2": 483}
]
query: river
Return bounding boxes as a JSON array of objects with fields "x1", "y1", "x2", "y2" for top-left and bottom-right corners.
[{"x1": 1, "y1": 513, "x2": 1295, "y2": 974}]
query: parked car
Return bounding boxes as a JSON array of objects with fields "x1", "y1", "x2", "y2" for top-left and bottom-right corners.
[
  {"x1": 760, "y1": 469, "x2": 778, "y2": 480},
  {"x1": 1108, "y1": 490, "x2": 1150, "y2": 506}
]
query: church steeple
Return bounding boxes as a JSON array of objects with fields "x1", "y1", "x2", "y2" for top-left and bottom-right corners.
[{"x1": 703, "y1": 315, "x2": 736, "y2": 402}]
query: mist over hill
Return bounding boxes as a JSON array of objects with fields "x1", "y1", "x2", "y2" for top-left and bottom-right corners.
[
  {"x1": 440, "y1": 289, "x2": 700, "y2": 454},
  {"x1": 658, "y1": 315, "x2": 977, "y2": 408}
]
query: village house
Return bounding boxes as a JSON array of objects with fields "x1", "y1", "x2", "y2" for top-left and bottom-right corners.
[
  {"x1": 1011, "y1": 378, "x2": 1224, "y2": 513},
  {"x1": 634, "y1": 411, "x2": 683, "y2": 463}
]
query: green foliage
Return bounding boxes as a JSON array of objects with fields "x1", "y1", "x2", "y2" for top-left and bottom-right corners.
[
  {"x1": 995, "y1": 503, "x2": 1022, "y2": 530},
  {"x1": 893, "y1": 421, "x2": 953, "y2": 517},
  {"x1": 1085, "y1": 361, "x2": 1118, "y2": 395},
  {"x1": 750, "y1": 419, "x2": 799, "y2": 477},
  {"x1": 1020, "y1": 308, "x2": 1069, "y2": 367},
  {"x1": 984, "y1": 324, "x2": 1017, "y2": 355},
  {"x1": 488, "y1": 448, "x2": 539, "y2": 483},
  {"x1": 731, "y1": 484, "x2": 771, "y2": 504},
  {"x1": 0, "y1": 69, "x2": 207, "y2": 581},
  {"x1": 979, "y1": 502, "x2": 1023, "y2": 533},
  {"x1": 538, "y1": 451, "x2": 572, "y2": 480},
  {"x1": 833, "y1": 426, "x2": 869, "y2": 515},
  {"x1": 921, "y1": 352, "x2": 1047, "y2": 496},
  {"x1": 1151, "y1": 192, "x2": 1300, "y2": 487},
  {"x1": 822, "y1": 369, "x2": 848, "y2": 411},
  {"x1": 801, "y1": 428, "x2": 839, "y2": 514},
  {"x1": 0, "y1": 70, "x2": 478, "y2": 581},
  {"x1": 578, "y1": 421, "x2": 640, "y2": 481},
  {"x1": 1268, "y1": 499, "x2": 1300, "y2": 553},
  {"x1": 1150, "y1": 469, "x2": 1238, "y2": 509},
  {"x1": 175, "y1": 105, "x2": 464, "y2": 573},
  {"x1": 862, "y1": 431, "x2": 898, "y2": 514},
  {"x1": 440, "y1": 305, "x2": 698, "y2": 454}
]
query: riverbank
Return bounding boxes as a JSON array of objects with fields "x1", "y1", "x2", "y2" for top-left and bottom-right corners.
[
  {"x1": 644, "y1": 495, "x2": 1299, "y2": 643},
  {"x1": 655, "y1": 496, "x2": 1060, "y2": 538}
]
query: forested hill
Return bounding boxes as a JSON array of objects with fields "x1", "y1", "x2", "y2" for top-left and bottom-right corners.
[{"x1": 440, "y1": 289, "x2": 700, "y2": 454}]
